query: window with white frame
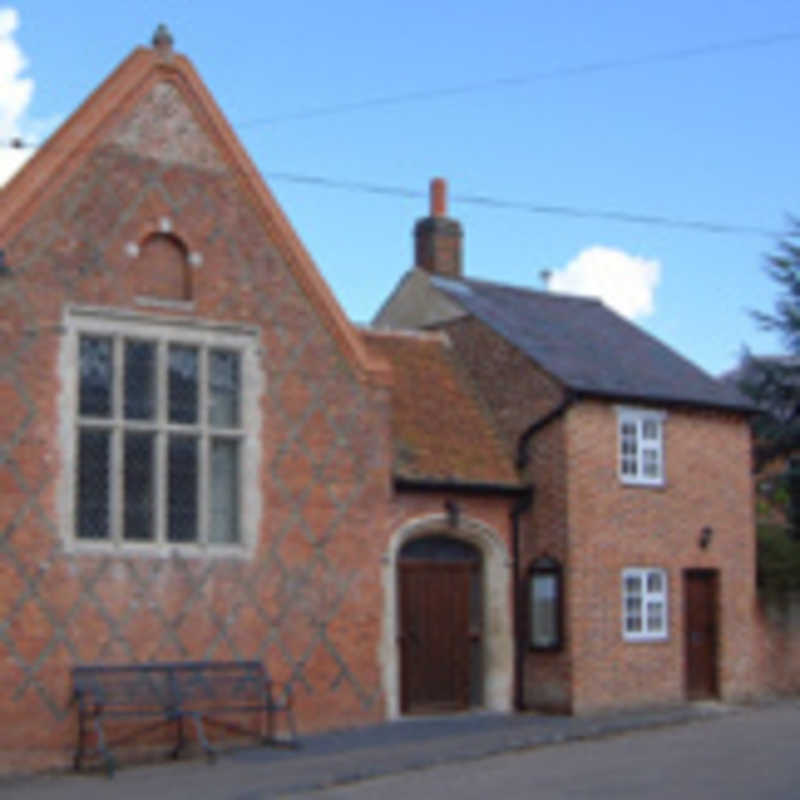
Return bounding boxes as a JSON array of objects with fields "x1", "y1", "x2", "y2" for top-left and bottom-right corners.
[
  {"x1": 622, "y1": 567, "x2": 667, "y2": 641},
  {"x1": 617, "y1": 407, "x2": 665, "y2": 485},
  {"x1": 63, "y1": 309, "x2": 260, "y2": 552}
]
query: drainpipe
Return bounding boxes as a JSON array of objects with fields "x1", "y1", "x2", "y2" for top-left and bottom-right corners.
[
  {"x1": 515, "y1": 390, "x2": 576, "y2": 471},
  {"x1": 510, "y1": 488, "x2": 533, "y2": 711},
  {"x1": 511, "y1": 390, "x2": 575, "y2": 710}
]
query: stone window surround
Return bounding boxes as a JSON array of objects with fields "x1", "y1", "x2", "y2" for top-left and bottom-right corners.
[{"x1": 57, "y1": 305, "x2": 263, "y2": 560}]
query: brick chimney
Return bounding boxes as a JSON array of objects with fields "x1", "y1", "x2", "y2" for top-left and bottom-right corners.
[{"x1": 414, "y1": 178, "x2": 463, "y2": 277}]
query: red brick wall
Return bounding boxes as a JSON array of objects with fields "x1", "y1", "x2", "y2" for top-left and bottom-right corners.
[
  {"x1": 0, "y1": 81, "x2": 393, "y2": 769},
  {"x1": 754, "y1": 593, "x2": 800, "y2": 695},
  {"x1": 414, "y1": 218, "x2": 462, "y2": 278},
  {"x1": 564, "y1": 400, "x2": 758, "y2": 712},
  {"x1": 437, "y1": 316, "x2": 566, "y2": 456},
  {"x1": 432, "y1": 317, "x2": 574, "y2": 710},
  {"x1": 520, "y1": 416, "x2": 572, "y2": 711}
]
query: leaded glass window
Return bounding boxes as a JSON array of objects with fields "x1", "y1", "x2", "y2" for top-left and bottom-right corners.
[
  {"x1": 168, "y1": 345, "x2": 199, "y2": 424},
  {"x1": 79, "y1": 336, "x2": 113, "y2": 417},
  {"x1": 209, "y1": 350, "x2": 240, "y2": 428},
  {"x1": 167, "y1": 435, "x2": 198, "y2": 542},
  {"x1": 77, "y1": 428, "x2": 110, "y2": 539},
  {"x1": 123, "y1": 432, "x2": 155, "y2": 541},
  {"x1": 210, "y1": 438, "x2": 239, "y2": 543},
  {"x1": 72, "y1": 316, "x2": 251, "y2": 551},
  {"x1": 124, "y1": 340, "x2": 156, "y2": 421}
]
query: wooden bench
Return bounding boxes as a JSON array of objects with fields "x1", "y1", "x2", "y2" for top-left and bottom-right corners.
[{"x1": 72, "y1": 660, "x2": 296, "y2": 775}]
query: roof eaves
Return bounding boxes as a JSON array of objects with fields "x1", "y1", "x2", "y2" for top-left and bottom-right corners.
[
  {"x1": 394, "y1": 475, "x2": 530, "y2": 497},
  {"x1": 575, "y1": 387, "x2": 757, "y2": 414}
]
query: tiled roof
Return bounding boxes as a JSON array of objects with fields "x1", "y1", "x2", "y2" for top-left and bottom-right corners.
[
  {"x1": 431, "y1": 274, "x2": 753, "y2": 412},
  {"x1": 361, "y1": 329, "x2": 519, "y2": 485}
]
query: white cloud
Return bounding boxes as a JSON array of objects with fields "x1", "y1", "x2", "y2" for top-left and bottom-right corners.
[
  {"x1": 0, "y1": 7, "x2": 34, "y2": 185},
  {"x1": 0, "y1": 142, "x2": 30, "y2": 183},
  {"x1": 0, "y1": 8, "x2": 32, "y2": 137},
  {"x1": 547, "y1": 245, "x2": 660, "y2": 320}
]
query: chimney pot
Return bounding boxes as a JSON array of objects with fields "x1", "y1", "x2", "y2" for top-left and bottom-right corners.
[{"x1": 430, "y1": 177, "x2": 447, "y2": 217}]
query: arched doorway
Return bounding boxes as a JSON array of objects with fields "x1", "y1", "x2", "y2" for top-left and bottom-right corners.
[{"x1": 398, "y1": 535, "x2": 482, "y2": 713}]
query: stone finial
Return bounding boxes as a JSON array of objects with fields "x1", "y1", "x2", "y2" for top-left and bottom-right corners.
[{"x1": 152, "y1": 24, "x2": 174, "y2": 53}]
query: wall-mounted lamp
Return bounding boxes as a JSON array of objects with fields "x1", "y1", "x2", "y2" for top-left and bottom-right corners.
[
  {"x1": 444, "y1": 499, "x2": 460, "y2": 529},
  {"x1": 699, "y1": 526, "x2": 714, "y2": 550}
]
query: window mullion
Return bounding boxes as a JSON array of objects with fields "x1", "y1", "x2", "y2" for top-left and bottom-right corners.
[
  {"x1": 198, "y1": 347, "x2": 210, "y2": 548},
  {"x1": 636, "y1": 419, "x2": 645, "y2": 481},
  {"x1": 656, "y1": 424, "x2": 663, "y2": 478},
  {"x1": 111, "y1": 336, "x2": 124, "y2": 545},
  {"x1": 155, "y1": 340, "x2": 167, "y2": 546}
]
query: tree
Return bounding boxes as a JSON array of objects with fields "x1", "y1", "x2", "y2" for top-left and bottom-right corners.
[
  {"x1": 739, "y1": 218, "x2": 800, "y2": 540},
  {"x1": 740, "y1": 218, "x2": 800, "y2": 469}
]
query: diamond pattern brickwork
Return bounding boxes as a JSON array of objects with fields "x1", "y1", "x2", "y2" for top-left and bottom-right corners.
[{"x1": 0, "y1": 82, "x2": 391, "y2": 756}]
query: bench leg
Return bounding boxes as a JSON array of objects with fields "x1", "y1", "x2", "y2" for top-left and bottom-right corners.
[
  {"x1": 282, "y1": 707, "x2": 299, "y2": 748},
  {"x1": 73, "y1": 712, "x2": 87, "y2": 771},
  {"x1": 171, "y1": 714, "x2": 185, "y2": 760},
  {"x1": 262, "y1": 708, "x2": 299, "y2": 748},
  {"x1": 74, "y1": 712, "x2": 115, "y2": 776},
  {"x1": 186, "y1": 712, "x2": 216, "y2": 764},
  {"x1": 92, "y1": 716, "x2": 115, "y2": 778}
]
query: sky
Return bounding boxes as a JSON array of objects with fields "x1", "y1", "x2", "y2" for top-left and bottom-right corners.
[{"x1": 2, "y1": 1, "x2": 799, "y2": 376}]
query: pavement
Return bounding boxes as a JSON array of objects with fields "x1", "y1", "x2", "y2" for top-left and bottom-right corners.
[{"x1": 1, "y1": 701, "x2": 743, "y2": 799}]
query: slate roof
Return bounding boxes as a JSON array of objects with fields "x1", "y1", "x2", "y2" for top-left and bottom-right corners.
[
  {"x1": 431, "y1": 274, "x2": 753, "y2": 412},
  {"x1": 361, "y1": 329, "x2": 519, "y2": 485}
]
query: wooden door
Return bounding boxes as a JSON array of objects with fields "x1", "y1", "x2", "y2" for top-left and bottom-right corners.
[
  {"x1": 684, "y1": 570, "x2": 719, "y2": 699},
  {"x1": 399, "y1": 561, "x2": 473, "y2": 713}
]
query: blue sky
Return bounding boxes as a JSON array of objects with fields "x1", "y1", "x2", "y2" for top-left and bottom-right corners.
[{"x1": 2, "y1": 1, "x2": 799, "y2": 375}]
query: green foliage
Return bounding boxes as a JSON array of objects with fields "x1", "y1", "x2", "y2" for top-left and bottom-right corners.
[
  {"x1": 758, "y1": 523, "x2": 800, "y2": 596},
  {"x1": 753, "y1": 217, "x2": 800, "y2": 346},
  {"x1": 746, "y1": 222, "x2": 800, "y2": 587},
  {"x1": 740, "y1": 219, "x2": 800, "y2": 471}
]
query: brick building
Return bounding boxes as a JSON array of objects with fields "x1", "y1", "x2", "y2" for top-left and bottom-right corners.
[
  {"x1": 0, "y1": 31, "x2": 761, "y2": 770},
  {"x1": 375, "y1": 180, "x2": 759, "y2": 713}
]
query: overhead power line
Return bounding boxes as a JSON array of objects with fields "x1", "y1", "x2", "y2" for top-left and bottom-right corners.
[
  {"x1": 239, "y1": 30, "x2": 800, "y2": 127},
  {"x1": 264, "y1": 171, "x2": 779, "y2": 237},
  {"x1": 2, "y1": 28, "x2": 793, "y2": 237},
  {"x1": 0, "y1": 144, "x2": 779, "y2": 236},
  {"x1": 0, "y1": 141, "x2": 778, "y2": 236},
  {"x1": 1, "y1": 28, "x2": 797, "y2": 146}
]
